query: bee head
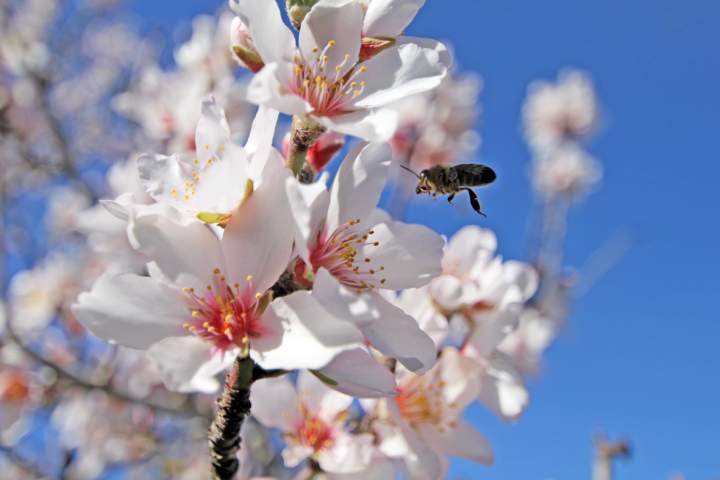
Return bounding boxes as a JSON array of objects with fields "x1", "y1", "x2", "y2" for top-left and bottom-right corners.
[{"x1": 416, "y1": 171, "x2": 432, "y2": 194}]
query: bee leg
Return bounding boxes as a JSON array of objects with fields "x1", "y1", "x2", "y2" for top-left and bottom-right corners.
[
  {"x1": 447, "y1": 193, "x2": 456, "y2": 204},
  {"x1": 463, "y1": 188, "x2": 486, "y2": 217}
]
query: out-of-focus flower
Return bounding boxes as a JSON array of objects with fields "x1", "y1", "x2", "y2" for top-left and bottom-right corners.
[
  {"x1": 531, "y1": 143, "x2": 602, "y2": 200},
  {"x1": 176, "y1": 13, "x2": 236, "y2": 80},
  {"x1": 391, "y1": 72, "x2": 482, "y2": 170},
  {"x1": 364, "y1": 348, "x2": 493, "y2": 479},
  {"x1": 0, "y1": 368, "x2": 35, "y2": 440},
  {"x1": 399, "y1": 226, "x2": 538, "y2": 420},
  {"x1": 251, "y1": 371, "x2": 374, "y2": 473},
  {"x1": 75, "y1": 157, "x2": 152, "y2": 274},
  {"x1": 498, "y1": 306, "x2": 559, "y2": 376},
  {"x1": 46, "y1": 186, "x2": 91, "y2": 236},
  {"x1": 51, "y1": 390, "x2": 157, "y2": 480},
  {"x1": 286, "y1": 142, "x2": 443, "y2": 374},
  {"x1": 8, "y1": 254, "x2": 84, "y2": 334},
  {"x1": 523, "y1": 69, "x2": 599, "y2": 151},
  {"x1": 231, "y1": 0, "x2": 450, "y2": 141}
]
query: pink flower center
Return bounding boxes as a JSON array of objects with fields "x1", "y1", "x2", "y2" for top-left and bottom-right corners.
[
  {"x1": 182, "y1": 269, "x2": 268, "y2": 352},
  {"x1": 0, "y1": 371, "x2": 30, "y2": 404},
  {"x1": 290, "y1": 40, "x2": 367, "y2": 117},
  {"x1": 309, "y1": 218, "x2": 386, "y2": 293},
  {"x1": 295, "y1": 413, "x2": 335, "y2": 452},
  {"x1": 395, "y1": 370, "x2": 458, "y2": 430}
]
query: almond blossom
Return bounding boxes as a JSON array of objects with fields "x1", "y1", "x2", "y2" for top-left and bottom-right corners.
[
  {"x1": 523, "y1": 68, "x2": 599, "y2": 151},
  {"x1": 363, "y1": 348, "x2": 494, "y2": 479},
  {"x1": 286, "y1": 142, "x2": 443, "y2": 374},
  {"x1": 250, "y1": 371, "x2": 375, "y2": 473},
  {"x1": 73, "y1": 153, "x2": 363, "y2": 391},
  {"x1": 400, "y1": 226, "x2": 538, "y2": 420},
  {"x1": 137, "y1": 97, "x2": 278, "y2": 223},
  {"x1": 230, "y1": 0, "x2": 450, "y2": 141},
  {"x1": 531, "y1": 143, "x2": 602, "y2": 200}
]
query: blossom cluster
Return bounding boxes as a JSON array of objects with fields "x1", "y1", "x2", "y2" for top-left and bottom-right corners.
[{"x1": 0, "y1": 1, "x2": 604, "y2": 478}]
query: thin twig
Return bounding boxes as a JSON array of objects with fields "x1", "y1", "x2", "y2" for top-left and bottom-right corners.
[{"x1": 1, "y1": 308, "x2": 200, "y2": 418}]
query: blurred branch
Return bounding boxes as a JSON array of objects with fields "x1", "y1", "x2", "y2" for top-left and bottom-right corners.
[
  {"x1": 593, "y1": 433, "x2": 632, "y2": 480},
  {"x1": 1, "y1": 304, "x2": 202, "y2": 418},
  {"x1": 30, "y1": 72, "x2": 98, "y2": 201}
]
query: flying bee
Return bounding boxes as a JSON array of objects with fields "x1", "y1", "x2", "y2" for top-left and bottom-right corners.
[{"x1": 399, "y1": 164, "x2": 497, "y2": 216}]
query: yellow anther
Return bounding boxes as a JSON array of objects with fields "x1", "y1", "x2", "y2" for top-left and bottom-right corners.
[
  {"x1": 245, "y1": 275, "x2": 253, "y2": 282},
  {"x1": 328, "y1": 40, "x2": 336, "y2": 47},
  {"x1": 213, "y1": 268, "x2": 221, "y2": 274}
]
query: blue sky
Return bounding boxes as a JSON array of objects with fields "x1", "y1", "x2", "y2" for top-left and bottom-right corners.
[{"x1": 132, "y1": 1, "x2": 720, "y2": 478}]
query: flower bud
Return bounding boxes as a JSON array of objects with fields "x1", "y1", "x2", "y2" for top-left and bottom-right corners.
[
  {"x1": 230, "y1": 16, "x2": 264, "y2": 73},
  {"x1": 359, "y1": 36, "x2": 396, "y2": 61},
  {"x1": 285, "y1": 0, "x2": 318, "y2": 29},
  {"x1": 306, "y1": 131, "x2": 345, "y2": 172}
]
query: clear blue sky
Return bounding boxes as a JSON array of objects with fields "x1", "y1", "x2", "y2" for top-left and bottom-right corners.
[{"x1": 131, "y1": 1, "x2": 720, "y2": 478}]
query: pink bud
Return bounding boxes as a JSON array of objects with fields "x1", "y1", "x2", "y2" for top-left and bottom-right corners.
[
  {"x1": 230, "y1": 17, "x2": 264, "y2": 73},
  {"x1": 307, "y1": 131, "x2": 345, "y2": 172}
]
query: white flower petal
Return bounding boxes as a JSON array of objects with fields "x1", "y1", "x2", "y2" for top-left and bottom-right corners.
[
  {"x1": 250, "y1": 376, "x2": 301, "y2": 431},
  {"x1": 443, "y1": 225, "x2": 497, "y2": 276},
  {"x1": 195, "y1": 97, "x2": 231, "y2": 165},
  {"x1": 363, "y1": 0, "x2": 425, "y2": 37},
  {"x1": 129, "y1": 206, "x2": 224, "y2": 291},
  {"x1": 245, "y1": 105, "x2": 280, "y2": 182},
  {"x1": 465, "y1": 307, "x2": 522, "y2": 360},
  {"x1": 326, "y1": 142, "x2": 391, "y2": 234},
  {"x1": 353, "y1": 41, "x2": 449, "y2": 109},
  {"x1": 221, "y1": 155, "x2": 293, "y2": 293},
  {"x1": 364, "y1": 218, "x2": 444, "y2": 289},
  {"x1": 72, "y1": 273, "x2": 186, "y2": 349},
  {"x1": 246, "y1": 63, "x2": 313, "y2": 116},
  {"x1": 317, "y1": 432, "x2": 374, "y2": 474},
  {"x1": 146, "y1": 336, "x2": 230, "y2": 393},
  {"x1": 285, "y1": 175, "x2": 330, "y2": 262},
  {"x1": 299, "y1": 0, "x2": 363, "y2": 78},
  {"x1": 297, "y1": 370, "x2": 353, "y2": 421},
  {"x1": 478, "y1": 352, "x2": 529, "y2": 421},
  {"x1": 418, "y1": 420, "x2": 493, "y2": 465},
  {"x1": 229, "y1": 0, "x2": 296, "y2": 64},
  {"x1": 251, "y1": 291, "x2": 362, "y2": 370},
  {"x1": 317, "y1": 108, "x2": 398, "y2": 142},
  {"x1": 282, "y1": 444, "x2": 315, "y2": 468},
  {"x1": 312, "y1": 270, "x2": 436, "y2": 373},
  {"x1": 317, "y1": 347, "x2": 397, "y2": 398}
]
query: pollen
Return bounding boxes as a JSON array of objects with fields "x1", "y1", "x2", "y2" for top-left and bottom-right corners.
[
  {"x1": 290, "y1": 41, "x2": 367, "y2": 117},
  {"x1": 309, "y1": 218, "x2": 386, "y2": 292},
  {"x1": 182, "y1": 268, "x2": 266, "y2": 352}
]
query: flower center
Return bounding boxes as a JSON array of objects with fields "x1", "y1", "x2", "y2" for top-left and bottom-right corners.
[
  {"x1": 395, "y1": 370, "x2": 458, "y2": 431},
  {"x1": 182, "y1": 269, "x2": 268, "y2": 352},
  {"x1": 295, "y1": 412, "x2": 335, "y2": 452},
  {"x1": 309, "y1": 218, "x2": 386, "y2": 293},
  {"x1": 0, "y1": 372, "x2": 30, "y2": 404},
  {"x1": 290, "y1": 40, "x2": 366, "y2": 117}
]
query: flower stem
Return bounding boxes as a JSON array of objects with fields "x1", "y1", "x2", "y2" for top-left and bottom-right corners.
[
  {"x1": 287, "y1": 115, "x2": 325, "y2": 180},
  {"x1": 208, "y1": 356, "x2": 254, "y2": 479},
  {"x1": 208, "y1": 355, "x2": 287, "y2": 479}
]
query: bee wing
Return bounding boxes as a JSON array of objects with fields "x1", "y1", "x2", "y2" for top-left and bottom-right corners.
[{"x1": 455, "y1": 164, "x2": 497, "y2": 186}]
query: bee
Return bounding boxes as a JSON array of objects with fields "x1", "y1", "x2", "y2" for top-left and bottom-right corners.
[{"x1": 399, "y1": 164, "x2": 497, "y2": 217}]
